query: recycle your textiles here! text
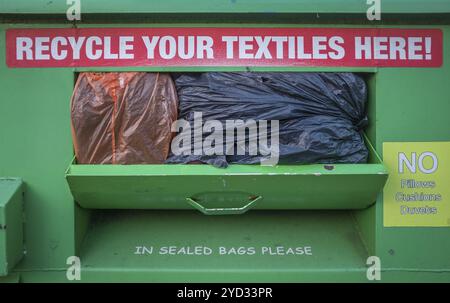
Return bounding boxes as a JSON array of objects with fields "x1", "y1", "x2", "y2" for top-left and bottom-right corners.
[{"x1": 11, "y1": 32, "x2": 437, "y2": 64}]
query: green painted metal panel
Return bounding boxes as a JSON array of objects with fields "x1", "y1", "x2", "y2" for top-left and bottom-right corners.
[
  {"x1": 0, "y1": 272, "x2": 20, "y2": 283},
  {"x1": 66, "y1": 162, "x2": 387, "y2": 211},
  {"x1": 1, "y1": 0, "x2": 449, "y2": 15},
  {"x1": 76, "y1": 210, "x2": 369, "y2": 282},
  {"x1": 0, "y1": 178, "x2": 24, "y2": 276},
  {"x1": 66, "y1": 136, "x2": 387, "y2": 211},
  {"x1": 374, "y1": 62, "x2": 450, "y2": 270},
  {"x1": 0, "y1": 24, "x2": 76, "y2": 271}
]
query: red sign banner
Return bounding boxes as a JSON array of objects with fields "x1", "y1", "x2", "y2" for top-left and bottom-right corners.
[{"x1": 6, "y1": 27, "x2": 443, "y2": 68}]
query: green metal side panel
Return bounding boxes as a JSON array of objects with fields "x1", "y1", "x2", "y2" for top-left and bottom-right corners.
[
  {"x1": 0, "y1": 24, "x2": 76, "y2": 271},
  {"x1": 374, "y1": 52, "x2": 450, "y2": 272},
  {"x1": 0, "y1": 178, "x2": 24, "y2": 276}
]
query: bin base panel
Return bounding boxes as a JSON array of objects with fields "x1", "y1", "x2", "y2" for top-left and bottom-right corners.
[
  {"x1": 78, "y1": 210, "x2": 370, "y2": 282},
  {"x1": 11, "y1": 210, "x2": 450, "y2": 282}
]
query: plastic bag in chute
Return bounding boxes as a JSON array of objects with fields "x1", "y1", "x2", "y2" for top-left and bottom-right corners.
[
  {"x1": 166, "y1": 72, "x2": 368, "y2": 167},
  {"x1": 71, "y1": 72, "x2": 178, "y2": 164}
]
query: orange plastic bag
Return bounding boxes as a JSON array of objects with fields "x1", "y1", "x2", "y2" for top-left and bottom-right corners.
[{"x1": 71, "y1": 72, "x2": 178, "y2": 164}]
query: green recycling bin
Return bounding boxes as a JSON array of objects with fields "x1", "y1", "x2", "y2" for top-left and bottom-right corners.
[{"x1": 0, "y1": 0, "x2": 449, "y2": 283}]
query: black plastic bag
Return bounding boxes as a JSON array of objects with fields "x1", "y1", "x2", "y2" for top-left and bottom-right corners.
[{"x1": 166, "y1": 72, "x2": 368, "y2": 167}]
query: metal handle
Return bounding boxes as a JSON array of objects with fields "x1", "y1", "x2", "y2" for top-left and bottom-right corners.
[{"x1": 186, "y1": 195, "x2": 262, "y2": 215}]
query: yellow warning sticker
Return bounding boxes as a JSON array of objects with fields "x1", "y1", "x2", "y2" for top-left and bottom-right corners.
[{"x1": 383, "y1": 142, "x2": 450, "y2": 227}]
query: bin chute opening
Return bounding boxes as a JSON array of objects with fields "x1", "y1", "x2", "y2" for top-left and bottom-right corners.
[{"x1": 70, "y1": 72, "x2": 368, "y2": 167}]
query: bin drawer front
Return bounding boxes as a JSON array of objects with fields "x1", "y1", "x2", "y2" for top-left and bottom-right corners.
[{"x1": 66, "y1": 163, "x2": 387, "y2": 211}]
